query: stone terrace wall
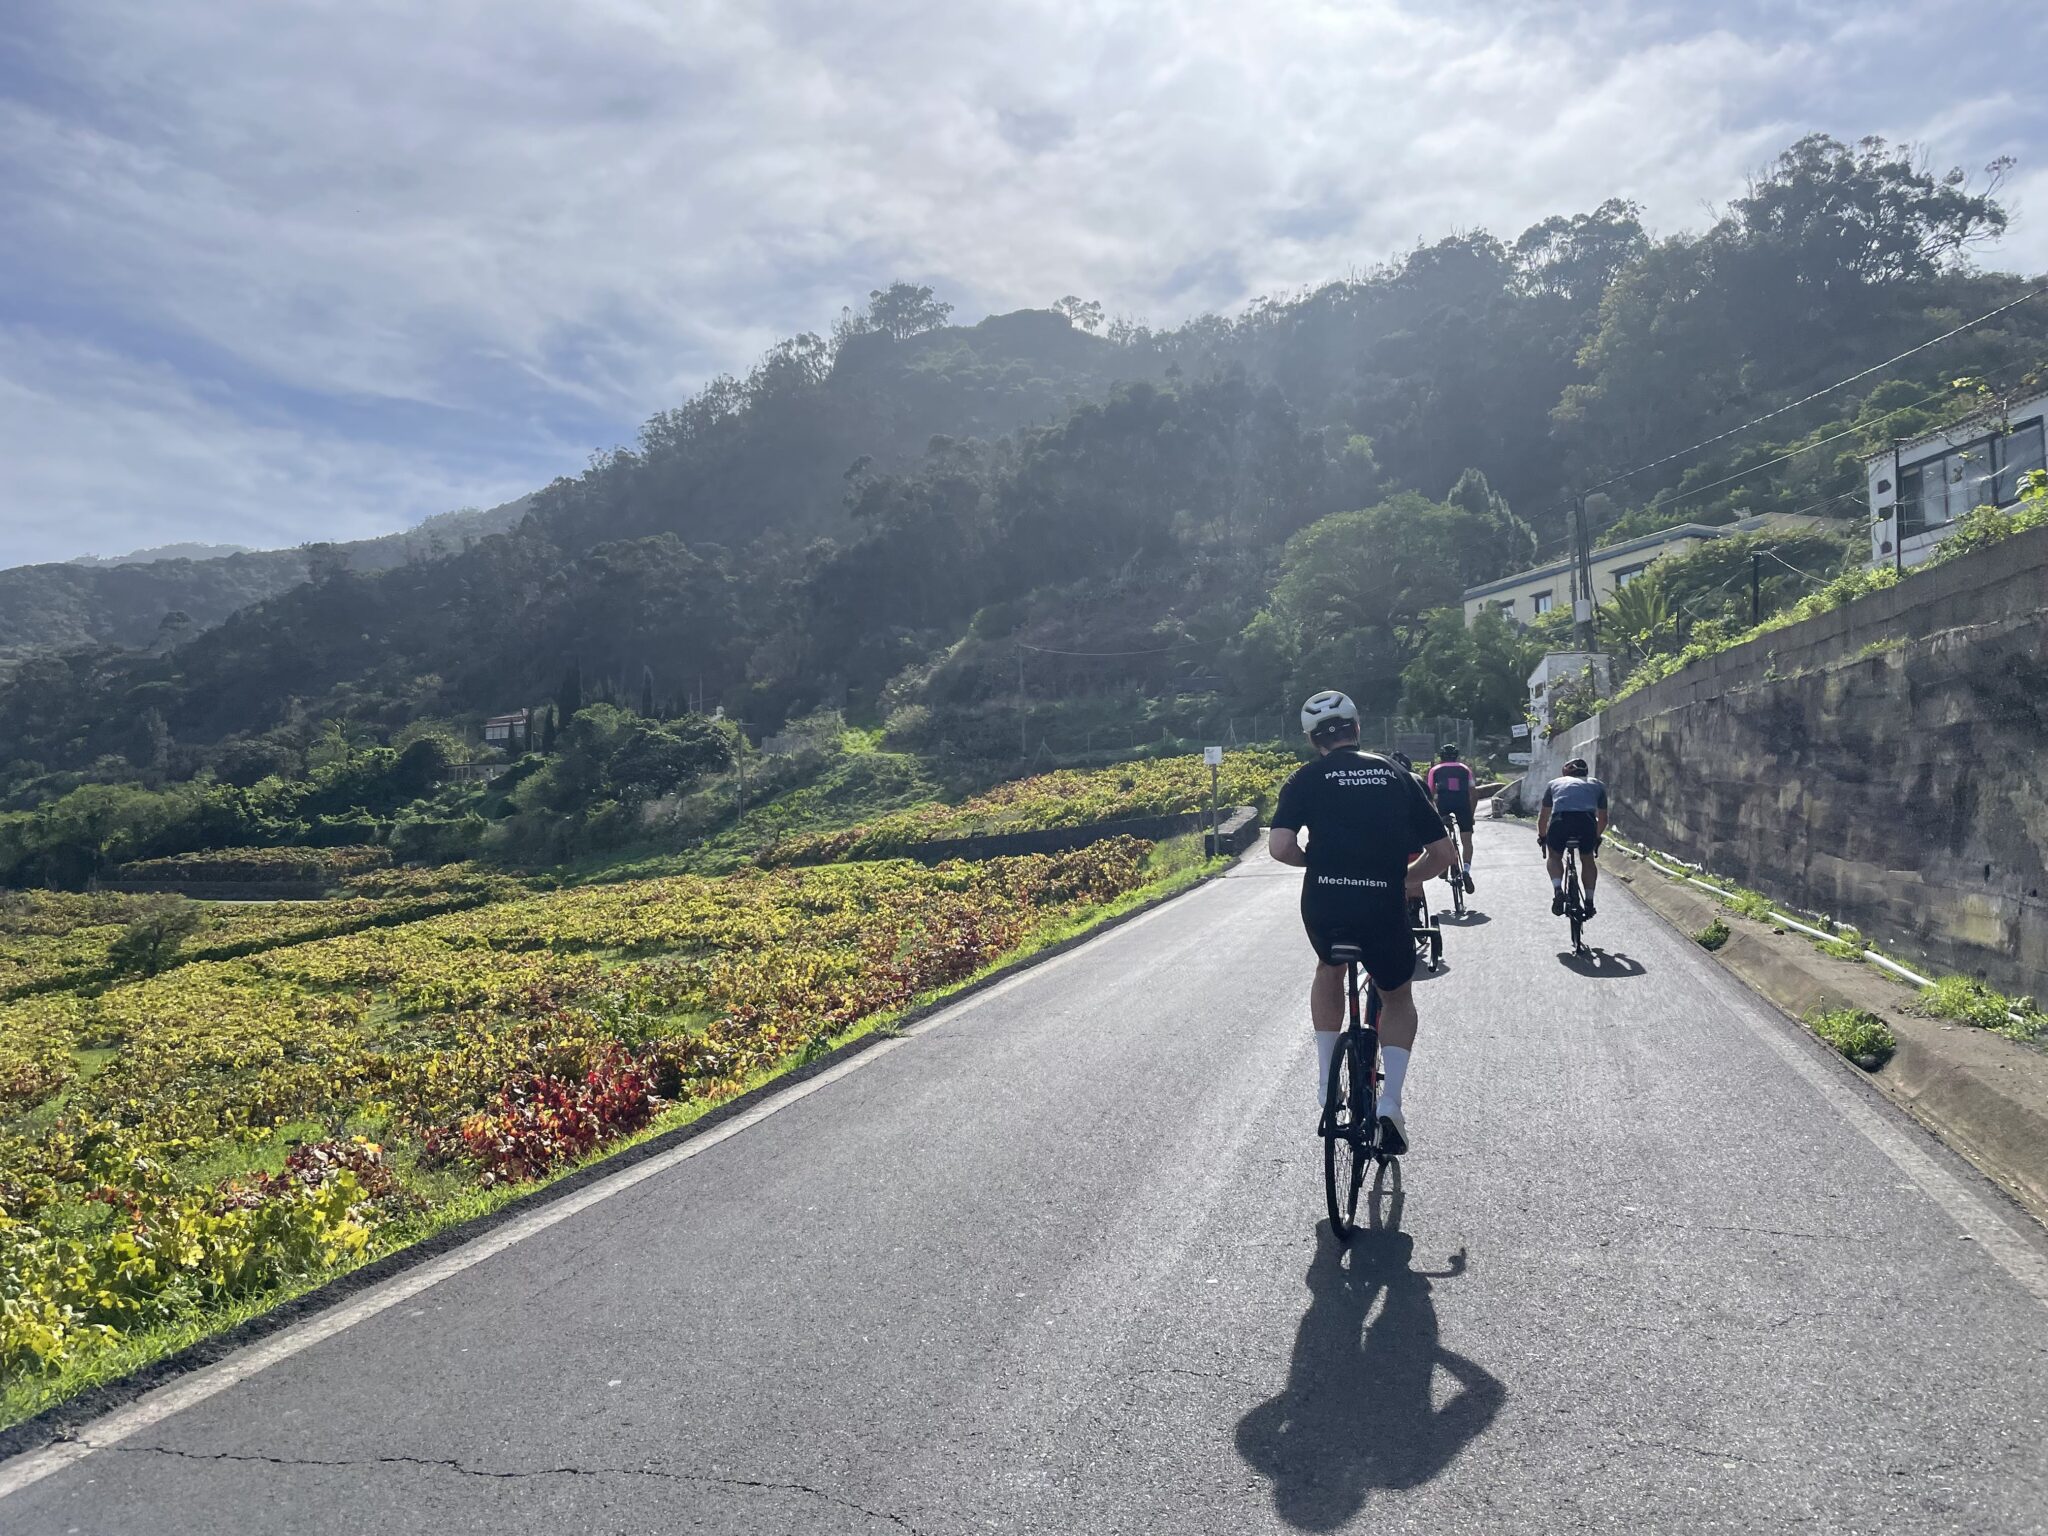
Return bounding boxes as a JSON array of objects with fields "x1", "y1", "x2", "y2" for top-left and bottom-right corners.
[{"x1": 1601, "y1": 523, "x2": 2048, "y2": 999}]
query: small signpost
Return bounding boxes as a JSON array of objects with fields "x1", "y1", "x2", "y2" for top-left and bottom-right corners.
[
  {"x1": 1204, "y1": 745, "x2": 1223, "y2": 856},
  {"x1": 1510, "y1": 723, "x2": 1530, "y2": 738},
  {"x1": 1508, "y1": 751, "x2": 1533, "y2": 766}
]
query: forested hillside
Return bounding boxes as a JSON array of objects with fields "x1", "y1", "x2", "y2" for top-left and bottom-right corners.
[
  {"x1": 2, "y1": 135, "x2": 2043, "y2": 851},
  {"x1": 0, "y1": 500, "x2": 534, "y2": 672}
]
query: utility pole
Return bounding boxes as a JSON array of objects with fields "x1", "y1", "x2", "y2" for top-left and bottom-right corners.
[
  {"x1": 1572, "y1": 496, "x2": 1597, "y2": 652},
  {"x1": 1751, "y1": 551, "x2": 1762, "y2": 624},
  {"x1": 1017, "y1": 647, "x2": 1028, "y2": 761}
]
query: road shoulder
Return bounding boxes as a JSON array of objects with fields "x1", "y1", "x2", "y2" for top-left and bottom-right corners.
[{"x1": 1609, "y1": 851, "x2": 2048, "y2": 1226}]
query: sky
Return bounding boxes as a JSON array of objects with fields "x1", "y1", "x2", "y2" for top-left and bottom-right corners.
[{"x1": 3, "y1": 0, "x2": 2045, "y2": 569}]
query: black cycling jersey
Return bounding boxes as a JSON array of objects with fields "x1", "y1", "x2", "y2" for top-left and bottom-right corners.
[
  {"x1": 1274, "y1": 750, "x2": 1448, "y2": 985},
  {"x1": 1272, "y1": 749, "x2": 1450, "y2": 883}
]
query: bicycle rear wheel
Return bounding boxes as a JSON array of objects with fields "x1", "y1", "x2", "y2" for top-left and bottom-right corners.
[{"x1": 1323, "y1": 1028, "x2": 1375, "y2": 1239}]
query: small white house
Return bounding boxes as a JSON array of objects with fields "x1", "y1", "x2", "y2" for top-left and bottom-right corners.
[
  {"x1": 1864, "y1": 391, "x2": 2047, "y2": 569},
  {"x1": 1526, "y1": 652, "x2": 1612, "y2": 734}
]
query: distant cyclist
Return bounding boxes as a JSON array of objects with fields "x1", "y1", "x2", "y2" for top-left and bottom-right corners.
[
  {"x1": 1537, "y1": 758, "x2": 1609, "y2": 919},
  {"x1": 1424, "y1": 745, "x2": 1478, "y2": 893},
  {"x1": 1270, "y1": 692, "x2": 1455, "y2": 1155}
]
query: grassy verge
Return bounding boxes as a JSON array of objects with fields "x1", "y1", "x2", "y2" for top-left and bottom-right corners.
[
  {"x1": 1609, "y1": 830, "x2": 2046, "y2": 1048},
  {"x1": 1806, "y1": 1006, "x2": 1897, "y2": 1068},
  {"x1": 0, "y1": 839, "x2": 1230, "y2": 1433}
]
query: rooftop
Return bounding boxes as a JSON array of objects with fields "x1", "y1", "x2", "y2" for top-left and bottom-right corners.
[
  {"x1": 1859, "y1": 387, "x2": 2048, "y2": 467},
  {"x1": 1462, "y1": 514, "x2": 1812, "y2": 601}
]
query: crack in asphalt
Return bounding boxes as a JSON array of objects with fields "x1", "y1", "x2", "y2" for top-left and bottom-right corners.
[
  {"x1": 1620, "y1": 1437, "x2": 1764, "y2": 1467},
  {"x1": 113, "y1": 1444, "x2": 929, "y2": 1532}
]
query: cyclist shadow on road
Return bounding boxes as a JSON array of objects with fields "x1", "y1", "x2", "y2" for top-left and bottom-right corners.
[
  {"x1": 1234, "y1": 1184, "x2": 1504, "y2": 1531},
  {"x1": 1556, "y1": 948, "x2": 1648, "y2": 978}
]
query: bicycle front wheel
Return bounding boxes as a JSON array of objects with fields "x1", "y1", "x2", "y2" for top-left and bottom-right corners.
[{"x1": 1322, "y1": 1031, "x2": 1373, "y2": 1239}]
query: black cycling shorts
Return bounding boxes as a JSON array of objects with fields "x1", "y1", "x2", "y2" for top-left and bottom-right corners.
[
  {"x1": 1544, "y1": 810, "x2": 1602, "y2": 855},
  {"x1": 1439, "y1": 801, "x2": 1474, "y2": 833},
  {"x1": 1300, "y1": 874, "x2": 1418, "y2": 990}
]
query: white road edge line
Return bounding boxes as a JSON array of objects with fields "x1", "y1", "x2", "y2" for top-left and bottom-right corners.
[{"x1": 0, "y1": 887, "x2": 1210, "y2": 1503}]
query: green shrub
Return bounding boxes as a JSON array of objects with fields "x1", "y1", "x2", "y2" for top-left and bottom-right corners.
[
  {"x1": 1807, "y1": 1007, "x2": 1896, "y2": 1067},
  {"x1": 1694, "y1": 919, "x2": 1730, "y2": 951},
  {"x1": 1720, "y1": 886, "x2": 1776, "y2": 922},
  {"x1": 1922, "y1": 976, "x2": 2045, "y2": 1042}
]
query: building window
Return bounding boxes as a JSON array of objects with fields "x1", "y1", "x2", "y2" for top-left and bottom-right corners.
[
  {"x1": 1995, "y1": 419, "x2": 2046, "y2": 504},
  {"x1": 1612, "y1": 564, "x2": 1649, "y2": 588},
  {"x1": 1900, "y1": 417, "x2": 2046, "y2": 538},
  {"x1": 1531, "y1": 591, "x2": 1554, "y2": 614}
]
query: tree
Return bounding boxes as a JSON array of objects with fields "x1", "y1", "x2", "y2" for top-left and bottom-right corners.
[
  {"x1": 605, "y1": 719, "x2": 734, "y2": 804},
  {"x1": 557, "y1": 661, "x2": 583, "y2": 721},
  {"x1": 1400, "y1": 608, "x2": 1537, "y2": 732},
  {"x1": 1726, "y1": 134, "x2": 2010, "y2": 292},
  {"x1": 1443, "y1": 469, "x2": 1537, "y2": 584},
  {"x1": 1053, "y1": 296, "x2": 1104, "y2": 333},
  {"x1": 1598, "y1": 572, "x2": 1683, "y2": 663},
  {"x1": 866, "y1": 282, "x2": 953, "y2": 342},
  {"x1": 639, "y1": 666, "x2": 656, "y2": 719},
  {"x1": 393, "y1": 734, "x2": 455, "y2": 798},
  {"x1": 541, "y1": 704, "x2": 559, "y2": 754},
  {"x1": 1256, "y1": 493, "x2": 1471, "y2": 713},
  {"x1": 108, "y1": 897, "x2": 204, "y2": 977}
]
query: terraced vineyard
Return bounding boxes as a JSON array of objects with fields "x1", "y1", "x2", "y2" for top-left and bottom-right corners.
[
  {"x1": 764, "y1": 748, "x2": 1296, "y2": 864},
  {"x1": 0, "y1": 840, "x2": 1157, "y2": 1417}
]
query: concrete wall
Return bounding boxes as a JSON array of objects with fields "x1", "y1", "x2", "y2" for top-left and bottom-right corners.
[{"x1": 1599, "y1": 522, "x2": 2048, "y2": 998}]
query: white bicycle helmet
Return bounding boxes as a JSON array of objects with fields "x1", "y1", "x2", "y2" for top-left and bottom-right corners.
[{"x1": 1299, "y1": 689, "x2": 1360, "y2": 743}]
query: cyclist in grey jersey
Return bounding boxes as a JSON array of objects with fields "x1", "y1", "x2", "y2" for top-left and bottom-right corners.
[{"x1": 1536, "y1": 758, "x2": 1609, "y2": 918}]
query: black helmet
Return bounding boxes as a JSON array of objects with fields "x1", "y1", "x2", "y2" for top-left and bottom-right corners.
[
  {"x1": 1390, "y1": 751, "x2": 1413, "y2": 771},
  {"x1": 1563, "y1": 757, "x2": 1589, "y2": 776},
  {"x1": 1439, "y1": 743, "x2": 1460, "y2": 760}
]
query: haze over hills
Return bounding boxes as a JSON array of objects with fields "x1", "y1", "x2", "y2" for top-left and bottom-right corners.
[
  {"x1": 0, "y1": 498, "x2": 535, "y2": 671},
  {"x1": 68, "y1": 543, "x2": 254, "y2": 567},
  {"x1": 1, "y1": 136, "x2": 2042, "y2": 808}
]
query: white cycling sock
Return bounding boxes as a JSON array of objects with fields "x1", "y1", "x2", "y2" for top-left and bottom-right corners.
[
  {"x1": 1314, "y1": 1031, "x2": 1339, "y2": 1103},
  {"x1": 1379, "y1": 1046, "x2": 1410, "y2": 1119},
  {"x1": 1551, "y1": 876, "x2": 1564, "y2": 893}
]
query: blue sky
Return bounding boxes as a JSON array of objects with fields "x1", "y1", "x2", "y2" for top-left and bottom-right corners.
[{"x1": 3, "y1": 0, "x2": 2045, "y2": 567}]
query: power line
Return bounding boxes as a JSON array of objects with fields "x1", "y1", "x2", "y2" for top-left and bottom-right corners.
[
  {"x1": 1016, "y1": 640, "x2": 1196, "y2": 657},
  {"x1": 1566, "y1": 281, "x2": 2048, "y2": 503},
  {"x1": 1641, "y1": 356, "x2": 2045, "y2": 521}
]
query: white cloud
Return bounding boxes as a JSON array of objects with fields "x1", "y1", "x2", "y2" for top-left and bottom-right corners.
[
  {"x1": 2, "y1": 0, "x2": 2043, "y2": 564},
  {"x1": 0, "y1": 327, "x2": 538, "y2": 565}
]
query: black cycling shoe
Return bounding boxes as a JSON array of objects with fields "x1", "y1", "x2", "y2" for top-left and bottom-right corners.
[
  {"x1": 1378, "y1": 1113, "x2": 1408, "y2": 1158},
  {"x1": 1463, "y1": 870, "x2": 1476, "y2": 894},
  {"x1": 1552, "y1": 891, "x2": 1566, "y2": 916},
  {"x1": 1583, "y1": 900, "x2": 1597, "y2": 921}
]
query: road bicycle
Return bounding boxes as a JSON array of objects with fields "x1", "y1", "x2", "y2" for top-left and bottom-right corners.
[
  {"x1": 1560, "y1": 840, "x2": 1589, "y2": 956},
  {"x1": 1440, "y1": 827, "x2": 1467, "y2": 919},
  {"x1": 1319, "y1": 943, "x2": 1398, "y2": 1239},
  {"x1": 1409, "y1": 892, "x2": 1444, "y2": 973}
]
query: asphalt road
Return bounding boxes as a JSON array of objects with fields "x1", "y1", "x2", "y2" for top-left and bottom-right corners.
[{"x1": 8, "y1": 818, "x2": 2048, "y2": 1534}]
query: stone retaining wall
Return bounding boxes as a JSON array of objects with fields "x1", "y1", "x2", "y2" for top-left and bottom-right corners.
[{"x1": 1599, "y1": 522, "x2": 2048, "y2": 999}]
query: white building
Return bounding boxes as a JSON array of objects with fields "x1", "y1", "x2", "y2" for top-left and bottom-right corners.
[
  {"x1": 1526, "y1": 652, "x2": 1612, "y2": 734},
  {"x1": 1864, "y1": 391, "x2": 2047, "y2": 569},
  {"x1": 1462, "y1": 512, "x2": 1826, "y2": 626}
]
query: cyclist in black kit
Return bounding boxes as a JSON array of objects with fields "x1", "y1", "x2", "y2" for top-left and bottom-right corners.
[{"x1": 1269, "y1": 691, "x2": 1456, "y2": 1156}]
